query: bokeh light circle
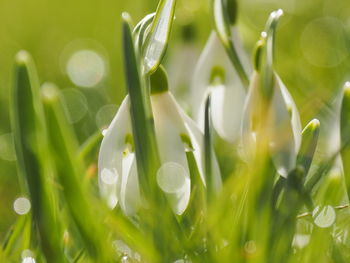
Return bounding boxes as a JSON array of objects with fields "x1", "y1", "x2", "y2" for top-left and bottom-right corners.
[
  {"x1": 66, "y1": 49, "x2": 106, "y2": 88},
  {"x1": 60, "y1": 88, "x2": 88, "y2": 124},
  {"x1": 300, "y1": 17, "x2": 348, "y2": 68}
]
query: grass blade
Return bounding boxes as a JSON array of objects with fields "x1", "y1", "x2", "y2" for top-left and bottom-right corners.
[
  {"x1": 41, "y1": 83, "x2": 112, "y2": 261},
  {"x1": 10, "y1": 51, "x2": 67, "y2": 263},
  {"x1": 297, "y1": 119, "x2": 320, "y2": 175},
  {"x1": 122, "y1": 13, "x2": 161, "y2": 196}
]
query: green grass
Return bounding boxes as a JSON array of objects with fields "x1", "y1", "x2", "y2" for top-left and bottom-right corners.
[{"x1": 1, "y1": 0, "x2": 350, "y2": 262}]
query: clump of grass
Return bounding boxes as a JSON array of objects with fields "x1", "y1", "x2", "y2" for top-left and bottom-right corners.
[{"x1": 2, "y1": 0, "x2": 350, "y2": 262}]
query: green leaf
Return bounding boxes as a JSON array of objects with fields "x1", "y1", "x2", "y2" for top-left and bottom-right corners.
[
  {"x1": 10, "y1": 51, "x2": 67, "y2": 263},
  {"x1": 204, "y1": 94, "x2": 214, "y2": 200},
  {"x1": 258, "y1": 9, "x2": 284, "y2": 99},
  {"x1": 41, "y1": 83, "x2": 111, "y2": 262},
  {"x1": 341, "y1": 81, "x2": 350, "y2": 199},
  {"x1": 211, "y1": 0, "x2": 249, "y2": 86},
  {"x1": 133, "y1": 13, "x2": 155, "y2": 54},
  {"x1": 122, "y1": 13, "x2": 161, "y2": 196},
  {"x1": 2, "y1": 215, "x2": 30, "y2": 258},
  {"x1": 297, "y1": 119, "x2": 320, "y2": 175},
  {"x1": 142, "y1": 0, "x2": 176, "y2": 74}
]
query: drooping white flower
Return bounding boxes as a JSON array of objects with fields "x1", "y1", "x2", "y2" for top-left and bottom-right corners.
[
  {"x1": 241, "y1": 71, "x2": 302, "y2": 177},
  {"x1": 191, "y1": 28, "x2": 250, "y2": 142},
  {"x1": 98, "y1": 67, "x2": 221, "y2": 215}
]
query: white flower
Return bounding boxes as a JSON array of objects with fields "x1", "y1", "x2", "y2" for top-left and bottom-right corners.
[
  {"x1": 191, "y1": 28, "x2": 250, "y2": 142},
  {"x1": 99, "y1": 88, "x2": 221, "y2": 215},
  {"x1": 241, "y1": 71, "x2": 302, "y2": 177}
]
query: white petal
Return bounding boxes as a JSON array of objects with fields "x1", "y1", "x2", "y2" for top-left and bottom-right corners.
[
  {"x1": 98, "y1": 96, "x2": 132, "y2": 208},
  {"x1": 240, "y1": 71, "x2": 261, "y2": 162},
  {"x1": 270, "y1": 78, "x2": 298, "y2": 177},
  {"x1": 119, "y1": 153, "x2": 141, "y2": 215},
  {"x1": 151, "y1": 92, "x2": 191, "y2": 215},
  {"x1": 211, "y1": 84, "x2": 246, "y2": 142},
  {"x1": 174, "y1": 95, "x2": 223, "y2": 191},
  {"x1": 191, "y1": 31, "x2": 233, "y2": 120},
  {"x1": 277, "y1": 75, "x2": 302, "y2": 153},
  {"x1": 191, "y1": 28, "x2": 248, "y2": 141},
  {"x1": 241, "y1": 72, "x2": 301, "y2": 177}
]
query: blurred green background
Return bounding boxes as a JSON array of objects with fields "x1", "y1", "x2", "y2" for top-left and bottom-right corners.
[{"x1": 0, "y1": 0, "x2": 349, "y2": 237}]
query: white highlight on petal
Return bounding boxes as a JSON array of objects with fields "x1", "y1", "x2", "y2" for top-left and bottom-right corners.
[
  {"x1": 13, "y1": 197, "x2": 31, "y2": 215},
  {"x1": 157, "y1": 162, "x2": 188, "y2": 193}
]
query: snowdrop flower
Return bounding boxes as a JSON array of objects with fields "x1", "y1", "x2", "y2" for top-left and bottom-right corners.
[
  {"x1": 241, "y1": 68, "x2": 302, "y2": 177},
  {"x1": 99, "y1": 66, "x2": 221, "y2": 215},
  {"x1": 191, "y1": 28, "x2": 250, "y2": 142}
]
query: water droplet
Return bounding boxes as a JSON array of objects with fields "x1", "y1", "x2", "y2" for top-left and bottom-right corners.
[
  {"x1": 157, "y1": 162, "x2": 188, "y2": 193},
  {"x1": 96, "y1": 104, "x2": 119, "y2": 131},
  {"x1": 300, "y1": 17, "x2": 347, "y2": 68},
  {"x1": 66, "y1": 49, "x2": 106, "y2": 88},
  {"x1": 292, "y1": 234, "x2": 310, "y2": 249},
  {"x1": 101, "y1": 168, "x2": 118, "y2": 185},
  {"x1": 102, "y1": 129, "x2": 108, "y2": 137},
  {"x1": 0, "y1": 133, "x2": 16, "y2": 161},
  {"x1": 244, "y1": 240, "x2": 257, "y2": 255},
  {"x1": 312, "y1": 205, "x2": 336, "y2": 228},
  {"x1": 21, "y1": 249, "x2": 34, "y2": 259},
  {"x1": 22, "y1": 257, "x2": 36, "y2": 263},
  {"x1": 60, "y1": 88, "x2": 88, "y2": 124},
  {"x1": 13, "y1": 197, "x2": 31, "y2": 215}
]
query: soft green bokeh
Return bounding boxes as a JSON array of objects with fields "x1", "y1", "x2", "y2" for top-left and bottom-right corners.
[{"x1": 0, "y1": 0, "x2": 349, "y2": 239}]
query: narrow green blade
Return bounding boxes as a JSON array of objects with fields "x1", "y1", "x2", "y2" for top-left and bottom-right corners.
[
  {"x1": 10, "y1": 51, "x2": 67, "y2": 263},
  {"x1": 41, "y1": 83, "x2": 111, "y2": 261},
  {"x1": 297, "y1": 119, "x2": 320, "y2": 175},
  {"x1": 122, "y1": 13, "x2": 161, "y2": 196},
  {"x1": 211, "y1": 0, "x2": 249, "y2": 86},
  {"x1": 341, "y1": 82, "x2": 350, "y2": 199}
]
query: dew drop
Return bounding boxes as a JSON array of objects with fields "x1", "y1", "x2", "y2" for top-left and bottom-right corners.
[
  {"x1": 312, "y1": 205, "x2": 336, "y2": 228},
  {"x1": 244, "y1": 240, "x2": 257, "y2": 255},
  {"x1": 101, "y1": 168, "x2": 118, "y2": 185},
  {"x1": 13, "y1": 197, "x2": 31, "y2": 215},
  {"x1": 22, "y1": 257, "x2": 36, "y2": 263}
]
